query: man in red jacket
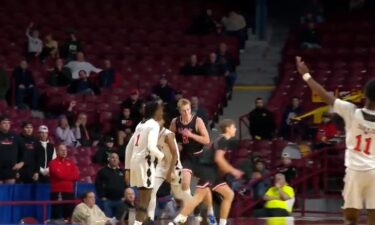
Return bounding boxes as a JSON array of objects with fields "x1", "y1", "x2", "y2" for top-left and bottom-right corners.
[{"x1": 49, "y1": 144, "x2": 79, "y2": 220}]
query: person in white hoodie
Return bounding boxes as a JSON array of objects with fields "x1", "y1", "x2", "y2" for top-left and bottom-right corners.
[
  {"x1": 72, "y1": 191, "x2": 117, "y2": 225},
  {"x1": 36, "y1": 125, "x2": 56, "y2": 183}
]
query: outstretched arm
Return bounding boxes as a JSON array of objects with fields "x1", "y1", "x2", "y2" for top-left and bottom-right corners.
[{"x1": 296, "y1": 56, "x2": 336, "y2": 106}]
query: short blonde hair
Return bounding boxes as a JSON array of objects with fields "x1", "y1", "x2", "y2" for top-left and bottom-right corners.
[{"x1": 177, "y1": 98, "x2": 191, "y2": 109}]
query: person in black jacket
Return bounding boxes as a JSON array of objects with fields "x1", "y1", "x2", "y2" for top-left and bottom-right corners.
[
  {"x1": 47, "y1": 58, "x2": 72, "y2": 87},
  {"x1": 35, "y1": 125, "x2": 56, "y2": 183},
  {"x1": 68, "y1": 70, "x2": 100, "y2": 95},
  {"x1": 151, "y1": 75, "x2": 175, "y2": 104},
  {"x1": 18, "y1": 121, "x2": 39, "y2": 183},
  {"x1": 121, "y1": 89, "x2": 144, "y2": 124},
  {"x1": 93, "y1": 136, "x2": 124, "y2": 165},
  {"x1": 0, "y1": 116, "x2": 25, "y2": 184},
  {"x1": 248, "y1": 98, "x2": 276, "y2": 140},
  {"x1": 180, "y1": 54, "x2": 203, "y2": 76},
  {"x1": 95, "y1": 153, "x2": 126, "y2": 219},
  {"x1": 13, "y1": 60, "x2": 39, "y2": 109},
  {"x1": 116, "y1": 187, "x2": 136, "y2": 222}
]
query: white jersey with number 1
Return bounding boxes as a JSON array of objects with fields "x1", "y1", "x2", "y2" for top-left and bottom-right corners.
[{"x1": 334, "y1": 99, "x2": 375, "y2": 171}]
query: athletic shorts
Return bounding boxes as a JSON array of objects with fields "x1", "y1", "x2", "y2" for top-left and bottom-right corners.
[
  {"x1": 181, "y1": 157, "x2": 217, "y2": 188},
  {"x1": 130, "y1": 153, "x2": 157, "y2": 188},
  {"x1": 342, "y1": 168, "x2": 375, "y2": 209}
]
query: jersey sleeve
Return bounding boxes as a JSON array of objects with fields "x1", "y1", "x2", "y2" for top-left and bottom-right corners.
[
  {"x1": 333, "y1": 99, "x2": 357, "y2": 129},
  {"x1": 216, "y1": 138, "x2": 229, "y2": 152}
]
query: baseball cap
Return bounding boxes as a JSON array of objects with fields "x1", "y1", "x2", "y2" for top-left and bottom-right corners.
[
  {"x1": 130, "y1": 89, "x2": 139, "y2": 95},
  {"x1": 38, "y1": 125, "x2": 49, "y2": 133},
  {"x1": 0, "y1": 115, "x2": 10, "y2": 122}
]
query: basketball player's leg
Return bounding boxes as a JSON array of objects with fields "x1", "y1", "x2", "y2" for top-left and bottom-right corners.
[
  {"x1": 342, "y1": 169, "x2": 363, "y2": 225},
  {"x1": 212, "y1": 183, "x2": 234, "y2": 225},
  {"x1": 169, "y1": 186, "x2": 210, "y2": 225},
  {"x1": 135, "y1": 187, "x2": 153, "y2": 224},
  {"x1": 148, "y1": 176, "x2": 166, "y2": 220}
]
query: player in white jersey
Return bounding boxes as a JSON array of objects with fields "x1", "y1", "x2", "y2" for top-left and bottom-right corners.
[
  {"x1": 125, "y1": 101, "x2": 165, "y2": 225},
  {"x1": 147, "y1": 117, "x2": 192, "y2": 221},
  {"x1": 296, "y1": 56, "x2": 375, "y2": 225}
]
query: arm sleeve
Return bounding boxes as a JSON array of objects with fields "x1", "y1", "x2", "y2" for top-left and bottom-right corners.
[
  {"x1": 148, "y1": 123, "x2": 164, "y2": 160},
  {"x1": 333, "y1": 99, "x2": 357, "y2": 130},
  {"x1": 73, "y1": 126, "x2": 82, "y2": 140},
  {"x1": 88, "y1": 63, "x2": 102, "y2": 74},
  {"x1": 72, "y1": 204, "x2": 90, "y2": 224},
  {"x1": 16, "y1": 136, "x2": 26, "y2": 163},
  {"x1": 55, "y1": 127, "x2": 66, "y2": 142},
  {"x1": 125, "y1": 135, "x2": 135, "y2": 170}
]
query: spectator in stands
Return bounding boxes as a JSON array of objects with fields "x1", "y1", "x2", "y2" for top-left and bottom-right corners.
[
  {"x1": 13, "y1": 60, "x2": 39, "y2": 110},
  {"x1": 99, "y1": 59, "x2": 116, "y2": 88},
  {"x1": 116, "y1": 107, "x2": 135, "y2": 147},
  {"x1": 152, "y1": 75, "x2": 174, "y2": 104},
  {"x1": 55, "y1": 115, "x2": 78, "y2": 147},
  {"x1": 25, "y1": 22, "x2": 43, "y2": 60},
  {"x1": 36, "y1": 125, "x2": 56, "y2": 183},
  {"x1": 49, "y1": 144, "x2": 79, "y2": 220},
  {"x1": 167, "y1": 90, "x2": 183, "y2": 119},
  {"x1": 301, "y1": 0, "x2": 324, "y2": 23},
  {"x1": 40, "y1": 33, "x2": 59, "y2": 63},
  {"x1": 121, "y1": 89, "x2": 143, "y2": 123},
  {"x1": 315, "y1": 112, "x2": 340, "y2": 148},
  {"x1": 300, "y1": 22, "x2": 321, "y2": 49},
  {"x1": 280, "y1": 97, "x2": 303, "y2": 140},
  {"x1": 191, "y1": 96, "x2": 209, "y2": 126},
  {"x1": 18, "y1": 122, "x2": 38, "y2": 183},
  {"x1": 61, "y1": 32, "x2": 82, "y2": 61},
  {"x1": 216, "y1": 43, "x2": 235, "y2": 72},
  {"x1": 65, "y1": 52, "x2": 102, "y2": 79},
  {"x1": 221, "y1": 11, "x2": 247, "y2": 51},
  {"x1": 94, "y1": 136, "x2": 123, "y2": 165},
  {"x1": 253, "y1": 173, "x2": 295, "y2": 217},
  {"x1": 73, "y1": 112, "x2": 100, "y2": 147},
  {"x1": 72, "y1": 191, "x2": 117, "y2": 225},
  {"x1": 117, "y1": 188, "x2": 136, "y2": 222},
  {"x1": 95, "y1": 153, "x2": 126, "y2": 219},
  {"x1": 0, "y1": 116, "x2": 24, "y2": 184},
  {"x1": 68, "y1": 70, "x2": 101, "y2": 95},
  {"x1": 252, "y1": 160, "x2": 271, "y2": 199},
  {"x1": 188, "y1": 9, "x2": 218, "y2": 35},
  {"x1": 279, "y1": 153, "x2": 297, "y2": 183},
  {"x1": 248, "y1": 98, "x2": 276, "y2": 140},
  {"x1": 203, "y1": 52, "x2": 226, "y2": 76},
  {"x1": 0, "y1": 69, "x2": 9, "y2": 100},
  {"x1": 180, "y1": 54, "x2": 203, "y2": 76},
  {"x1": 47, "y1": 58, "x2": 72, "y2": 87}
]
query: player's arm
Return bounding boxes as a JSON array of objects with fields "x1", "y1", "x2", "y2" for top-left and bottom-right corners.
[
  {"x1": 169, "y1": 118, "x2": 177, "y2": 133},
  {"x1": 165, "y1": 133, "x2": 178, "y2": 180},
  {"x1": 215, "y1": 150, "x2": 237, "y2": 174},
  {"x1": 296, "y1": 56, "x2": 336, "y2": 106},
  {"x1": 124, "y1": 134, "x2": 135, "y2": 185},
  {"x1": 148, "y1": 124, "x2": 164, "y2": 160},
  {"x1": 188, "y1": 117, "x2": 210, "y2": 145}
]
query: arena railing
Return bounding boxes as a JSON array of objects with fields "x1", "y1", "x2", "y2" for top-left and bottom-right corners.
[{"x1": 233, "y1": 146, "x2": 344, "y2": 218}]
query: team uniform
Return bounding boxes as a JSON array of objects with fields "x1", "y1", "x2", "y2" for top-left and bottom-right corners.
[
  {"x1": 175, "y1": 115, "x2": 211, "y2": 188},
  {"x1": 125, "y1": 119, "x2": 164, "y2": 188},
  {"x1": 148, "y1": 127, "x2": 191, "y2": 220},
  {"x1": 209, "y1": 136, "x2": 232, "y2": 191},
  {"x1": 333, "y1": 99, "x2": 375, "y2": 209}
]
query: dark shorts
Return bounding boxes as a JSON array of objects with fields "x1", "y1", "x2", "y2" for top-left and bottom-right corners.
[
  {"x1": 0, "y1": 167, "x2": 17, "y2": 180},
  {"x1": 182, "y1": 157, "x2": 225, "y2": 188}
]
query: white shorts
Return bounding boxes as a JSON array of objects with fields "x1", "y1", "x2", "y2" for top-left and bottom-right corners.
[
  {"x1": 342, "y1": 168, "x2": 375, "y2": 209},
  {"x1": 130, "y1": 153, "x2": 156, "y2": 188}
]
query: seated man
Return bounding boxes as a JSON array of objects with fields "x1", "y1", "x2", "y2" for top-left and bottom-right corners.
[
  {"x1": 72, "y1": 191, "x2": 117, "y2": 225},
  {"x1": 253, "y1": 173, "x2": 295, "y2": 217},
  {"x1": 68, "y1": 70, "x2": 100, "y2": 95},
  {"x1": 13, "y1": 60, "x2": 39, "y2": 109},
  {"x1": 64, "y1": 51, "x2": 102, "y2": 79}
]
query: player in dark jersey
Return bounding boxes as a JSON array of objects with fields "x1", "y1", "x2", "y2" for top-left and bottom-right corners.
[
  {"x1": 210, "y1": 119, "x2": 243, "y2": 225},
  {"x1": 169, "y1": 98, "x2": 216, "y2": 225}
]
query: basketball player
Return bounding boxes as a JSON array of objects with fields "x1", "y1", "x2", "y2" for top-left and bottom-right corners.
[
  {"x1": 209, "y1": 119, "x2": 244, "y2": 225},
  {"x1": 296, "y1": 56, "x2": 375, "y2": 225},
  {"x1": 125, "y1": 101, "x2": 165, "y2": 225},
  {"x1": 169, "y1": 98, "x2": 217, "y2": 225},
  {"x1": 147, "y1": 116, "x2": 192, "y2": 221}
]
